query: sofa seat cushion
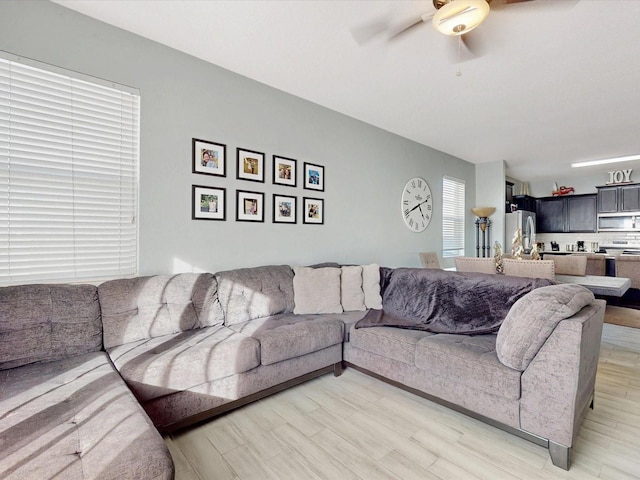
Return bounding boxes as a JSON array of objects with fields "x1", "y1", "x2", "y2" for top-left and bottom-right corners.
[
  {"x1": 414, "y1": 334, "x2": 521, "y2": 401},
  {"x1": 229, "y1": 314, "x2": 344, "y2": 366},
  {"x1": 107, "y1": 326, "x2": 260, "y2": 401},
  {"x1": 349, "y1": 325, "x2": 435, "y2": 365},
  {"x1": 0, "y1": 352, "x2": 173, "y2": 480},
  {"x1": 322, "y1": 310, "x2": 369, "y2": 341}
]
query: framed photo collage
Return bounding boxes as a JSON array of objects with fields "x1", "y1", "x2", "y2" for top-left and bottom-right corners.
[{"x1": 191, "y1": 138, "x2": 324, "y2": 225}]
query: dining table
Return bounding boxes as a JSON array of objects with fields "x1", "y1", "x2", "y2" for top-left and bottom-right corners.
[{"x1": 554, "y1": 274, "x2": 632, "y2": 297}]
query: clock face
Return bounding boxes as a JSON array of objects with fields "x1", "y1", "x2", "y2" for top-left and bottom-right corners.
[{"x1": 401, "y1": 177, "x2": 432, "y2": 232}]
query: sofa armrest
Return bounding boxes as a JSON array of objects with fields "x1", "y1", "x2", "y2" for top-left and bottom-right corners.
[{"x1": 519, "y1": 299, "x2": 605, "y2": 447}]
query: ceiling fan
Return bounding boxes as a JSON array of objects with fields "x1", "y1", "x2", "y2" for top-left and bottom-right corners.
[
  {"x1": 407, "y1": 0, "x2": 528, "y2": 38},
  {"x1": 352, "y1": 0, "x2": 577, "y2": 52}
]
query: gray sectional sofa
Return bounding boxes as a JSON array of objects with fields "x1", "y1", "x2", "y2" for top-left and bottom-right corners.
[{"x1": 0, "y1": 264, "x2": 605, "y2": 478}]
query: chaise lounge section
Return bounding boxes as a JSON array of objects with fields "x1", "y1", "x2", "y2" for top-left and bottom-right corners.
[{"x1": 0, "y1": 284, "x2": 174, "y2": 480}]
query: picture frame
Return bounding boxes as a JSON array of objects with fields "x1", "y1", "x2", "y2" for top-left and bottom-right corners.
[
  {"x1": 303, "y1": 197, "x2": 324, "y2": 225},
  {"x1": 273, "y1": 194, "x2": 297, "y2": 224},
  {"x1": 236, "y1": 190, "x2": 265, "y2": 222},
  {"x1": 303, "y1": 162, "x2": 324, "y2": 191},
  {"x1": 192, "y1": 138, "x2": 226, "y2": 177},
  {"x1": 192, "y1": 185, "x2": 226, "y2": 221},
  {"x1": 272, "y1": 155, "x2": 297, "y2": 187},
  {"x1": 236, "y1": 148, "x2": 265, "y2": 183}
]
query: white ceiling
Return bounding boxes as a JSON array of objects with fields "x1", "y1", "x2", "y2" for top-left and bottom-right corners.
[{"x1": 52, "y1": 0, "x2": 640, "y2": 182}]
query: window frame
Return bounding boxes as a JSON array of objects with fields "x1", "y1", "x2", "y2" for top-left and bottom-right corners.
[
  {"x1": 0, "y1": 51, "x2": 140, "y2": 286},
  {"x1": 442, "y1": 175, "x2": 466, "y2": 258}
]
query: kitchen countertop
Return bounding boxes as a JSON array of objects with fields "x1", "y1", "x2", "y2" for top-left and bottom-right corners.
[
  {"x1": 540, "y1": 252, "x2": 640, "y2": 259},
  {"x1": 540, "y1": 251, "x2": 606, "y2": 256},
  {"x1": 600, "y1": 244, "x2": 640, "y2": 249},
  {"x1": 555, "y1": 274, "x2": 631, "y2": 297}
]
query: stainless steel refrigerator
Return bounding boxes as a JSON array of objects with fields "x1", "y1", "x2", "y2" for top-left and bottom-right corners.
[{"x1": 505, "y1": 210, "x2": 536, "y2": 253}]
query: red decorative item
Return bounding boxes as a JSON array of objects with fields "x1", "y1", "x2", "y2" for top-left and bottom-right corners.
[{"x1": 552, "y1": 186, "x2": 575, "y2": 196}]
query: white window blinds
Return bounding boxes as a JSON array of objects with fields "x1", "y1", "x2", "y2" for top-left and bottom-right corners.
[
  {"x1": 0, "y1": 54, "x2": 139, "y2": 285},
  {"x1": 442, "y1": 176, "x2": 465, "y2": 258}
]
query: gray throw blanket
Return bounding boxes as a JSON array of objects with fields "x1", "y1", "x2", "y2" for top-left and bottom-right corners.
[{"x1": 355, "y1": 268, "x2": 554, "y2": 335}]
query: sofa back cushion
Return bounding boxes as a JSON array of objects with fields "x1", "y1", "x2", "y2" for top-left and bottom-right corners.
[
  {"x1": 293, "y1": 266, "x2": 343, "y2": 314},
  {"x1": 99, "y1": 273, "x2": 223, "y2": 349},
  {"x1": 0, "y1": 284, "x2": 102, "y2": 370},
  {"x1": 496, "y1": 283, "x2": 594, "y2": 371},
  {"x1": 362, "y1": 263, "x2": 383, "y2": 309},
  {"x1": 341, "y1": 265, "x2": 366, "y2": 312},
  {"x1": 216, "y1": 265, "x2": 295, "y2": 326}
]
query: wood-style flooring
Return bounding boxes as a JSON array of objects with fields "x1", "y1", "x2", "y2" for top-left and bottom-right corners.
[
  {"x1": 605, "y1": 305, "x2": 640, "y2": 329},
  {"x1": 164, "y1": 309, "x2": 640, "y2": 480}
]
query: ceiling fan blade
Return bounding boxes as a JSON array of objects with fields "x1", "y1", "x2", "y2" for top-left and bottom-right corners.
[
  {"x1": 350, "y1": 18, "x2": 390, "y2": 45},
  {"x1": 491, "y1": 0, "x2": 580, "y2": 9},
  {"x1": 460, "y1": 31, "x2": 487, "y2": 59},
  {"x1": 388, "y1": 13, "x2": 433, "y2": 41},
  {"x1": 447, "y1": 30, "x2": 486, "y2": 63}
]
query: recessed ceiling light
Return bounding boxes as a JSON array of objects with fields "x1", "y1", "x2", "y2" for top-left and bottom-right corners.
[{"x1": 571, "y1": 154, "x2": 640, "y2": 168}]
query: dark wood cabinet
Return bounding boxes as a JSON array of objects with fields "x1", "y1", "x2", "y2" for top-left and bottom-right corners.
[
  {"x1": 537, "y1": 194, "x2": 597, "y2": 233},
  {"x1": 597, "y1": 183, "x2": 640, "y2": 213},
  {"x1": 597, "y1": 186, "x2": 618, "y2": 213},
  {"x1": 537, "y1": 197, "x2": 565, "y2": 233},
  {"x1": 621, "y1": 185, "x2": 640, "y2": 211},
  {"x1": 513, "y1": 195, "x2": 537, "y2": 213},
  {"x1": 567, "y1": 195, "x2": 597, "y2": 232}
]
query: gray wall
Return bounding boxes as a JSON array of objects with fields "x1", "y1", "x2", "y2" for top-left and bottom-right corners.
[{"x1": 0, "y1": 1, "x2": 475, "y2": 274}]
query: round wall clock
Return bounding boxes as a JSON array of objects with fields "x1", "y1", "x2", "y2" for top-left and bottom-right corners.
[{"x1": 401, "y1": 177, "x2": 433, "y2": 232}]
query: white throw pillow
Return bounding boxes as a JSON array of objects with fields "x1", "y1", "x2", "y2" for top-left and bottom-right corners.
[
  {"x1": 341, "y1": 265, "x2": 366, "y2": 312},
  {"x1": 293, "y1": 266, "x2": 343, "y2": 314},
  {"x1": 362, "y1": 263, "x2": 382, "y2": 310}
]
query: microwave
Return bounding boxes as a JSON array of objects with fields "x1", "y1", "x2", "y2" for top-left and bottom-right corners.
[{"x1": 597, "y1": 212, "x2": 640, "y2": 232}]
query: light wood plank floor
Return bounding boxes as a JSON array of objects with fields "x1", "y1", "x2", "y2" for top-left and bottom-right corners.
[
  {"x1": 605, "y1": 305, "x2": 640, "y2": 329},
  {"x1": 165, "y1": 316, "x2": 640, "y2": 480}
]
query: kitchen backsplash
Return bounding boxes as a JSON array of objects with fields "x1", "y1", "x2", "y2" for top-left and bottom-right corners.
[{"x1": 535, "y1": 231, "x2": 640, "y2": 252}]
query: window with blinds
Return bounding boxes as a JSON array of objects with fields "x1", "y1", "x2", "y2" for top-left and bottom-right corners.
[
  {"x1": 442, "y1": 176, "x2": 465, "y2": 258},
  {"x1": 0, "y1": 54, "x2": 140, "y2": 285}
]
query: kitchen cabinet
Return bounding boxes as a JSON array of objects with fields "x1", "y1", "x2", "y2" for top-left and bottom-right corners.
[
  {"x1": 537, "y1": 197, "x2": 565, "y2": 233},
  {"x1": 567, "y1": 195, "x2": 597, "y2": 232},
  {"x1": 513, "y1": 194, "x2": 536, "y2": 213},
  {"x1": 597, "y1": 183, "x2": 640, "y2": 213},
  {"x1": 621, "y1": 185, "x2": 640, "y2": 211},
  {"x1": 536, "y1": 194, "x2": 597, "y2": 233},
  {"x1": 597, "y1": 186, "x2": 618, "y2": 213}
]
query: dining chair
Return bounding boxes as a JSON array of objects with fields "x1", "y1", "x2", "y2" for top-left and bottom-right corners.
[
  {"x1": 502, "y1": 258, "x2": 555, "y2": 280},
  {"x1": 453, "y1": 256, "x2": 497, "y2": 274},
  {"x1": 615, "y1": 255, "x2": 640, "y2": 289},
  {"x1": 572, "y1": 253, "x2": 606, "y2": 276},
  {"x1": 544, "y1": 254, "x2": 587, "y2": 276},
  {"x1": 419, "y1": 252, "x2": 441, "y2": 269}
]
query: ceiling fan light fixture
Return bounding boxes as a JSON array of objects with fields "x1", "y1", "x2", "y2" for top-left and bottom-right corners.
[{"x1": 432, "y1": 0, "x2": 490, "y2": 36}]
